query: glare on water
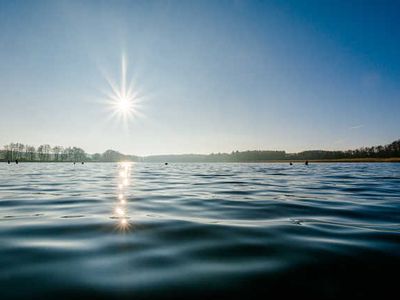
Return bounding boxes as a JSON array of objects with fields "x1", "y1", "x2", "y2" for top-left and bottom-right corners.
[{"x1": 113, "y1": 162, "x2": 133, "y2": 231}]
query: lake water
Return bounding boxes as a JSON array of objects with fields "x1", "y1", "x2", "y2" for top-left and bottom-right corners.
[{"x1": 0, "y1": 162, "x2": 399, "y2": 299}]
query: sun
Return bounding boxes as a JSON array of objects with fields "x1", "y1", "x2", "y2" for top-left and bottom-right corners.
[
  {"x1": 116, "y1": 96, "x2": 133, "y2": 114},
  {"x1": 102, "y1": 54, "x2": 144, "y2": 124}
]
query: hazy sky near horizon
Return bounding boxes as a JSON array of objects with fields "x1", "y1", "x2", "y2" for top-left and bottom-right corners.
[{"x1": 1, "y1": 0, "x2": 399, "y2": 155}]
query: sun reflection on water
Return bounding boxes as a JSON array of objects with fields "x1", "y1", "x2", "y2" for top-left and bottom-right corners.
[{"x1": 114, "y1": 162, "x2": 133, "y2": 231}]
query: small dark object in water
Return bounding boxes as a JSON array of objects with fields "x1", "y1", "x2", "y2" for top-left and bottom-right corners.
[
  {"x1": 165, "y1": 162, "x2": 168, "y2": 165},
  {"x1": 73, "y1": 162, "x2": 76, "y2": 165},
  {"x1": 15, "y1": 160, "x2": 18, "y2": 164},
  {"x1": 7, "y1": 160, "x2": 10, "y2": 164},
  {"x1": 305, "y1": 161, "x2": 309, "y2": 165},
  {"x1": 82, "y1": 162, "x2": 84, "y2": 165},
  {"x1": 289, "y1": 162, "x2": 293, "y2": 165}
]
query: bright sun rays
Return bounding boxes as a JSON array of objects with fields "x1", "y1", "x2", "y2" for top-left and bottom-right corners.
[{"x1": 102, "y1": 55, "x2": 144, "y2": 126}]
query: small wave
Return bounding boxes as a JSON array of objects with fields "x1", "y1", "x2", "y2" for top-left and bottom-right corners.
[{"x1": 0, "y1": 162, "x2": 399, "y2": 298}]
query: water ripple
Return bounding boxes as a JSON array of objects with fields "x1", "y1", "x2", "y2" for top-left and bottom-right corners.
[{"x1": 0, "y1": 162, "x2": 399, "y2": 298}]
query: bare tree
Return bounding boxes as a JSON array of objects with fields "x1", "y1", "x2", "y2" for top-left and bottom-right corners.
[
  {"x1": 4, "y1": 145, "x2": 12, "y2": 161},
  {"x1": 37, "y1": 145, "x2": 45, "y2": 161},
  {"x1": 26, "y1": 145, "x2": 36, "y2": 161},
  {"x1": 52, "y1": 146, "x2": 63, "y2": 161},
  {"x1": 16, "y1": 143, "x2": 25, "y2": 160},
  {"x1": 42, "y1": 144, "x2": 51, "y2": 161}
]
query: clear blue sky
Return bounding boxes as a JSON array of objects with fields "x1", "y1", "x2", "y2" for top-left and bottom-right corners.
[{"x1": 0, "y1": 0, "x2": 399, "y2": 155}]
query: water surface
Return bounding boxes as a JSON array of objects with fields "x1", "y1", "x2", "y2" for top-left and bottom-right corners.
[{"x1": 1, "y1": 163, "x2": 399, "y2": 299}]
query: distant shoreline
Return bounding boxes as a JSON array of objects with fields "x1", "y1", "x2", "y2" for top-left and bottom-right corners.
[
  {"x1": 2, "y1": 139, "x2": 399, "y2": 163},
  {"x1": 258, "y1": 158, "x2": 400, "y2": 163},
  {"x1": 2, "y1": 158, "x2": 400, "y2": 163}
]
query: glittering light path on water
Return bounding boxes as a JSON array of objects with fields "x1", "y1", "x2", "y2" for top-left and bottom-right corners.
[{"x1": 114, "y1": 162, "x2": 132, "y2": 231}]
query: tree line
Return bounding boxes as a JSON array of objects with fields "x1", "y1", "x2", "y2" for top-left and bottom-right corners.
[
  {"x1": 142, "y1": 151, "x2": 286, "y2": 163},
  {"x1": 1, "y1": 143, "x2": 88, "y2": 162},
  {"x1": 0, "y1": 139, "x2": 399, "y2": 162},
  {"x1": 0, "y1": 143, "x2": 140, "y2": 162},
  {"x1": 142, "y1": 139, "x2": 400, "y2": 162},
  {"x1": 291, "y1": 139, "x2": 400, "y2": 160}
]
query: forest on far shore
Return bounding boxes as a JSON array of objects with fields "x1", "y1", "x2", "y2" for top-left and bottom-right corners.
[{"x1": 1, "y1": 139, "x2": 399, "y2": 163}]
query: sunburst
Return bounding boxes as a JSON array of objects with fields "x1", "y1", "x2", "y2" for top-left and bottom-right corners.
[{"x1": 102, "y1": 55, "x2": 144, "y2": 125}]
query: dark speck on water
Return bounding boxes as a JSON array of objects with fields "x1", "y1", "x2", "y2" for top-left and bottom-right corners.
[{"x1": 0, "y1": 162, "x2": 399, "y2": 299}]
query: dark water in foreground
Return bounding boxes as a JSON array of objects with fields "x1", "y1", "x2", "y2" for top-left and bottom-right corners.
[{"x1": 0, "y1": 163, "x2": 399, "y2": 299}]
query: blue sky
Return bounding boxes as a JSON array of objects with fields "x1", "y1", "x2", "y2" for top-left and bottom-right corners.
[{"x1": 0, "y1": 0, "x2": 399, "y2": 155}]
